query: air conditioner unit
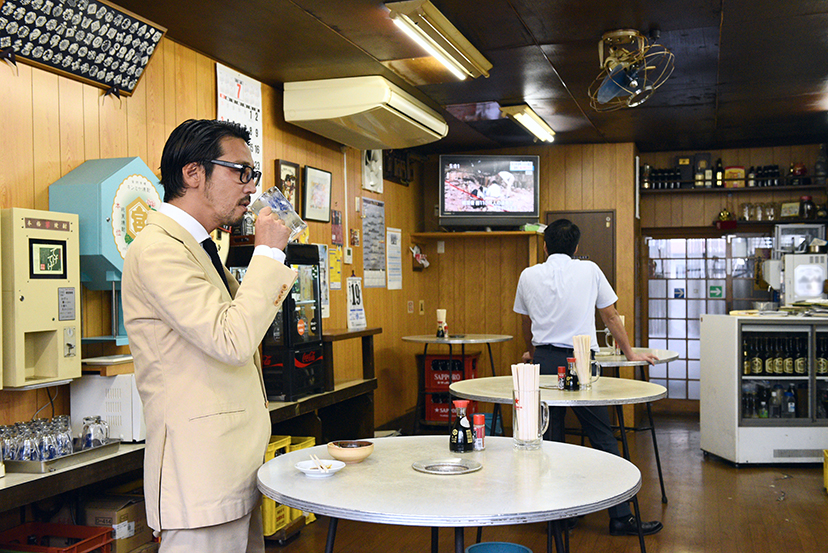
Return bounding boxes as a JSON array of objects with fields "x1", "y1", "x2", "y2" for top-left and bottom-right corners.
[{"x1": 283, "y1": 76, "x2": 448, "y2": 150}]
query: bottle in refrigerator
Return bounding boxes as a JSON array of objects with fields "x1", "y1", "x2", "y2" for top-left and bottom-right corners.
[
  {"x1": 769, "y1": 385, "x2": 783, "y2": 418},
  {"x1": 783, "y1": 337, "x2": 794, "y2": 375},
  {"x1": 818, "y1": 336, "x2": 828, "y2": 375},
  {"x1": 750, "y1": 336, "x2": 764, "y2": 375},
  {"x1": 774, "y1": 337, "x2": 784, "y2": 375},
  {"x1": 764, "y1": 337, "x2": 775, "y2": 376},
  {"x1": 794, "y1": 337, "x2": 807, "y2": 375},
  {"x1": 782, "y1": 385, "x2": 797, "y2": 419},
  {"x1": 742, "y1": 337, "x2": 751, "y2": 375}
]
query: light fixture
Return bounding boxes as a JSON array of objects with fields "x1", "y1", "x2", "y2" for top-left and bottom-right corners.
[
  {"x1": 500, "y1": 104, "x2": 556, "y2": 142},
  {"x1": 386, "y1": 0, "x2": 492, "y2": 80}
]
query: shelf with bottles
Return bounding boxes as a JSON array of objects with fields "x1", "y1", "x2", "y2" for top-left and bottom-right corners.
[
  {"x1": 640, "y1": 180, "x2": 825, "y2": 194},
  {"x1": 740, "y1": 379, "x2": 811, "y2": 424}
]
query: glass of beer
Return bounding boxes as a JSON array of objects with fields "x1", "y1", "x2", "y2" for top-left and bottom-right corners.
[{"x1": 249, "y1": 186, "x2": 307, "y2": 242}]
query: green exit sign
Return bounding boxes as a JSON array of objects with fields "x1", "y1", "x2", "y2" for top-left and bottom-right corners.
[{"x1": 709, "y1": 285, "x2": 723, "y2": 298}]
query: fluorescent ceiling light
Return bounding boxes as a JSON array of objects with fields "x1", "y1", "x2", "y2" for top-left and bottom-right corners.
[
  {"x1": 500, "y1": 104, "x2": 556, "y2": 142},
  {"x1": 387, "y1": 0, "x2": 492, "y2": 80}
]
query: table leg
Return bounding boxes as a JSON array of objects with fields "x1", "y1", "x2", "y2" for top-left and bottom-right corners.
[
  {"x1": 615, "y1": 406, "x2": 648, "y2": 553},
  {"x1": 431, "y1": 527, "x2": 438, "y2": 553},
  {"x1": 486, "y1": 343, "x2": 502, "y2": 436},
  {"x1": 645, "y1": 402, "x2": 668, "y2": 504},
  {"x1": 455, "y1": 527, "x2": 464, "y2": 553},
  {"x1": 416, "y1": 345, "x2": 429, "y2": 435},
  {"x1": 325, "y1": 517, "x2": 338, "y2": 553},
  {"x1": 547, "y1": 520, "x2": 566, "y2": 553}
]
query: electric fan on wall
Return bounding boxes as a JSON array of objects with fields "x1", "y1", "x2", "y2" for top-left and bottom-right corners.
[{"x1": 588, "y1": 29, "x2": 674, "y2": 112}]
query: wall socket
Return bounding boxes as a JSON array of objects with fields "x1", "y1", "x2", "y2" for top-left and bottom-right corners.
[{"x1": 418, "y1": 300, "x2": 425, "y2": 315}]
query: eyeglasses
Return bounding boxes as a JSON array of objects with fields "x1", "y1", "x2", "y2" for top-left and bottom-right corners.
[{"x1": 209, "y1": 159, "x2": 261, "y2": 186}]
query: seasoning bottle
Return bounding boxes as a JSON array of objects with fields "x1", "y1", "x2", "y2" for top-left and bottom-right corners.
[
  {"x1": 473, "y1": 413, "x2": 485, "y2": 451},
  {"x1": 565, "y1": 357, "x2": 580, "y2": 391},
  {"x1": 800, "y1": 196, "x2": 816, "y2": 219},
  {"x1": 449, "y1": 400, "x2": 474, "y2": 452},
  {"x1": 557, "y1": 366, "x2": 566, "y2": 390}
]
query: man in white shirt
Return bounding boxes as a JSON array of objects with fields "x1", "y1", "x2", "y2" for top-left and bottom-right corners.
[
  {"x1": 513, "y1": 218, "x2": 661, "y2": 536},
  {"x1": 123, "y1": 119, "x2": 298, "y2": 552}
]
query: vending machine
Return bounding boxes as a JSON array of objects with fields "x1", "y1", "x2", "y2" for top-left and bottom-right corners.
[{"x1": 227, "y1": 242, "x2": 325, "y2": 401}]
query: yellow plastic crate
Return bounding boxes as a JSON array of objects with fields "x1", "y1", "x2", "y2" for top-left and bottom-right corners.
[
  {"x1": 262, "y1": 436, "x2": 291, "y2": 536},
  {"x1": 287, "y1": 436, "x2": 316, "y2": 523}
]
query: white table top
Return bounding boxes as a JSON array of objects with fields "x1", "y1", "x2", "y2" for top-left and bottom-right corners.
[
  {"x1": 450, "y1": 376, "x2": 667, "y2": 406},
  {"x1": 257, "y1": 435, "x2": 640, "y2": 527},
  {"x1": 593, "y1": 347, "x2": 679, "y2": 367},
  {"x1": 401, "y1": 334, "x2": 513, "y2": 345}
]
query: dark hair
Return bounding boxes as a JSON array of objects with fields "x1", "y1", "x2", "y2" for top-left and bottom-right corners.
[
  {"x1": 159, "y1": 119, "x2": 251, "y2": 202},
  {"x1": 544, "y1": 218, "x2": 580, "y2": 257}
]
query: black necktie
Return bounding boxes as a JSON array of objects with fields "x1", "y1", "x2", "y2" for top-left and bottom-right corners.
[{"x1": 202, "y1": 238, "x2": 230, "y2": 293}]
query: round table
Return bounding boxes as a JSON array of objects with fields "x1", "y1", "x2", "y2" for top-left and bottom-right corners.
[
  {"x1": 592, "y1": 347, "x2": 677, "y2": 504},
  {"x1": 257, "y1": 435, "x2": 641, "y2": 553},
  {"x1": 402, "y1": 334, "x2": 513, "y2": 433},
  {"x1": 451, "y1": 373, "x2": 670, "y2": 506}
]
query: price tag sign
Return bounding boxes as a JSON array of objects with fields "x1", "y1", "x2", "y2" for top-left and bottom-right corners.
[{"x1": 346, "y1": 276, "x2": 367, "y2": 330}]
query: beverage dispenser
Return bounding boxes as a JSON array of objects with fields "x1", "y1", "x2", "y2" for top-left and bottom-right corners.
[{"x1": 49, "y1": 157, "x2": 163, "y2": 345}]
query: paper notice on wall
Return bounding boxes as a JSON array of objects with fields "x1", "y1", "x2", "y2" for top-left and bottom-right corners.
[
  {"x1": 386, "y1": 227, "x2": 402, "y2": 290},
  {"x1": 316, "y1": 243, "x2": 330, "y2": 318},
  {"x1": 329, "y1": 246, "x2": 342, "y2": 290},
  {"x1": 362, "y1": 198, "x2": 386, "y2": 288},
  {"x1": 347, "y1": 276, "x2": 367, "y2": 330},
  {"x1": 216, "y1": 63, "x2": 263, "y2": 199}
]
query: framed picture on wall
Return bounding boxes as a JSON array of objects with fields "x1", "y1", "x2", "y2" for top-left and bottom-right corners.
[
  {"x1": 276, "y1": 160, "x2": 300, "y2": 210},
  {"x1": 302, "y1": 166, "x2": 332, "y2": 223}
]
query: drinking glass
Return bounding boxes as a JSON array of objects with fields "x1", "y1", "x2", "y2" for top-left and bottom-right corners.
[
  {"x1": 249, "y1": 186, "x2": 307, "y2": 241},
  {"x1": 81, "y1": 416, "x2": 109, "y2": 450},
  {"x1": 512, "y1": 389, "x2": 549, "y2": 450}
]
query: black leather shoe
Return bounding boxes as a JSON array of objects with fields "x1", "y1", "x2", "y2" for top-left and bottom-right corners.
[{"x1": 609, "y1": 515, "x2": 663, "y2": 536}]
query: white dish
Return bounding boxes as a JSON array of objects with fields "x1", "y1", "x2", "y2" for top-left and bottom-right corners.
[{"x1": 295, "y1": 459, "x2": 346, "y2": 478}]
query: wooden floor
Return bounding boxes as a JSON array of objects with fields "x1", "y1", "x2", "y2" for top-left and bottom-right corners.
[{"x1": 265, "y1": 413, "x2": 828, "y2": 553}]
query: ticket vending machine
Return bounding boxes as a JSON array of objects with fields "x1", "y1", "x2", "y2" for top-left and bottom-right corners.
[{"x1": 1, "y1": 208, "x2": 81, "y2": 388}]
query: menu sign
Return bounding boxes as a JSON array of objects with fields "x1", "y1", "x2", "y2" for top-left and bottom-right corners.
[{"x1": 0, "y1": 0, "x2": 165, "y2": 95}]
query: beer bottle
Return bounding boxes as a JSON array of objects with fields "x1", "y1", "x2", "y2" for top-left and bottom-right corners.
[
  {"x1": 742, "y1": 336, "x2": 752, "y2": 376},
  {"x1": 783, "y1": 336, "x2": 794, "y2": 375},
  {"x1": 818, "y1": 336, "x2": 828, "y2": 376},
  {"x1": 449, "y1": 400, "x2": 474, "y2": 452},
  {"x1": 764, "y1": 337, "x2": 775, "y2": 376},
  {"x1": 750, "y1": 336, "x2": 764, "y2": 375},
  {"x1": 774, "y1": 336, "x2": 784, "y2": 375},
  {"x1": 794, "y1": 336, "x2": 808, "y2": 375}
]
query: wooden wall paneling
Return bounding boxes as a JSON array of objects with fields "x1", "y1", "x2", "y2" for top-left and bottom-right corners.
[
  {"x1": 196, "y1": 54, "x2": 215, "y2": 120},
  {"x1": 173, "y1": 42, "x2": 198, "y2": 125},
  {"x1": 594, "y1": 144, "x2": 614, "y2": 209},
  {"x1": 1, "y1": 64, "x2": 35, "y2": 209},
  {"x1": 564, "y1": 146, "x2": 583, "y2": 209},
  {"x1": 161, "y1": 40, "x2": 178, "y2": 135},
  {"x1": 581, "y1": 144, "x2": 596, "y2": 208},
  {"x1": 32, "y1": 70, "x2": 60, "y2": 211},
  {"x1": 58, "y1": 79, "x2": 85, "y2": 177},
  {"x1": 99, "y1": 92, "x2": 128, "y2": 159},
  {"x1": 143, "y1": 37, "x2": 167, "y2": 179},
  {"x1": 126, "y1": 69, "x2": 149, "y2": 163},
  {"x1": 82, "y1": 80, "x2": 101, "y2": 160}
]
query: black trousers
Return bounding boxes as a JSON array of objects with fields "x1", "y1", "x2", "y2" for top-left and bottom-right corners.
[{"x1": 532, "y1": 346, "x2": 632, "y2": 519}]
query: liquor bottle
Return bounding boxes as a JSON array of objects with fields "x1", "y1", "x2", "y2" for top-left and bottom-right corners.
[
  {"x1": 774, "y1": 336, "x2": 784, "y2": 375},
  {"x1": 747, "y1": 166, "x2": 756, "y2": 187},
  {"x1": 782, "y1": 385, "x2": 797, "y2": 419},
  {"x1": 449, "y1": 400, "x2": 474, "y2": 452},
  {"x1": 769, "y1": 385, "x2": 783, "y2": 418},
  {"x1": 757, "y1": 384, "x2": 770, "y2": 418},
  {"x1": 818, "y1": 336, "x2": 828, "y2": 376},
  {"x1": 704, "y1": 164, "x2": 713, "y2": 188},
  {"x1": 715, "y1": 159, "x2": 724, "y2": 187},
  {"x1": 783, "y1": 336, "x2": 794, "y2": 375},
  {"x1": 794, "y1": 336, "x2": 808, "y2": 375},
  {"x1": 750, "y1": 336, "x2": 764, "y2": 375},
  {"x1": 742, "y1": 336, "x2": 752, "y2": 376},
  {"x1": 764, "y1": 337, "x2": 775, "y2": 376}
]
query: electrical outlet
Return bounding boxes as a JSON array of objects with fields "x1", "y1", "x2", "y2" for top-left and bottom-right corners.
[
  {"x1": 355, "y1": 197, "x2": 361, "y2": 212},
  {"x1": 437, "y1": 240, "x2": 445, "y2": 254},
  {"x1": 344, "y1": 247, "x2": 353, "y2": 264},
  {"x1": 418, "y1": 300, "x2": 425, "y2": 315},
  {"x1": 407, "y1": 301, "x2": 414, "y2": 314}
]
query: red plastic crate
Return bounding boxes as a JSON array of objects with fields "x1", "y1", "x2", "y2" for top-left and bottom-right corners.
[
  {"x1": 0, "y1": 523, "x2": 113, "y2": 553},
  {"x1": 425, "y1": 393, "x2": 477, "y2": 423},
  {"x1": 420, "y1": 353, "x2": 479, "y2": 391}
]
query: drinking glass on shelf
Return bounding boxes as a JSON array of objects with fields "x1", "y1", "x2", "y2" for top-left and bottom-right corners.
[
  {"x1": 753, "y1": 203, "x2": 765, "y2": 221},
  {"x1": 764, "y1": 203, "x2": 777, "y2": 221},
  {"x1": 740, "y1": 202, "x2": 753, "y2": 221}
]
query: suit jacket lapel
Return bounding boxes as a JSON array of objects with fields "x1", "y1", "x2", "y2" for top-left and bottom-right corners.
[{"x1": 146, "y1": 211, "x2": 234, "y2": 300}]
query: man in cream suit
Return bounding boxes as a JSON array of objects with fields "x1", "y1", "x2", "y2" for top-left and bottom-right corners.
[{"x1": 123, "y1": 119, "x2": 298, "y2": 553}]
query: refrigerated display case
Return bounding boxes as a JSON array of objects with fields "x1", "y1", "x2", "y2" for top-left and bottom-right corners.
[
  {"x1": 227, "y1": 242, "x2": 325, "y2": 401},
  {"x1": 700, "y1": 314, "x2": 828, "y2": 464}
]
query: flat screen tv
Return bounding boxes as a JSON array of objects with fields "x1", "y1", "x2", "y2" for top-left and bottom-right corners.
[{"x1": 438, "y1": 154, "x2": 540, "y2": 230}]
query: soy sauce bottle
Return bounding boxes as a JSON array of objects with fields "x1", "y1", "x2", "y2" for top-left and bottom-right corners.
[
  {"x1": 449, "y1": 400, "x2": 474, "y2": 452},
  {"x1": 564, "y1": 357, "x2": 580, "y2": 391}
]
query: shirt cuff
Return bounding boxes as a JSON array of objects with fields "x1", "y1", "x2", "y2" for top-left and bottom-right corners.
[{"x1": 252, "y1": 244, "x2": 286, "y2": 264}]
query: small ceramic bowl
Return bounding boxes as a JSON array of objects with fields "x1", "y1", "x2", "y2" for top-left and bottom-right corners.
[
  {"x1": 295, "y1": 459, "x2": 345, "y2": 478},
  {"x1": 327, "y1": 440, "x2": 374, "y2": 464}
]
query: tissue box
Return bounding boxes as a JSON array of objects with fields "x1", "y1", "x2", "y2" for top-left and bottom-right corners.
[{"x1": 83, "y1": 496, "x2": 151, "y2": 553}]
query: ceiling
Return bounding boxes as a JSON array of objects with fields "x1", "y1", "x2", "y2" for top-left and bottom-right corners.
[{"x1": 117, "y1": 0, "x2": 828, "y2": 155}]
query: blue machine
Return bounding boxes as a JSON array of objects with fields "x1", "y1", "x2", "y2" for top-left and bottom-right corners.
[{"x1": 49, "y1": 157, "x2": 163, "y2": 345}]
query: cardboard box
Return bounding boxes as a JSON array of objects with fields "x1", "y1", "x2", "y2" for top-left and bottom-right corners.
[
  {"x1": 128, "y1": 542, "x2": 159, "y2": 553},
  {"x1": 83, "y1": 496, "x2": 152, "y2": 553}
]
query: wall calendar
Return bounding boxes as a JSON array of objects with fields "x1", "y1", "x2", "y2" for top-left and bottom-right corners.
[{"x1": 216, "y1": 63, "x2": 264, "y2": 200}]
